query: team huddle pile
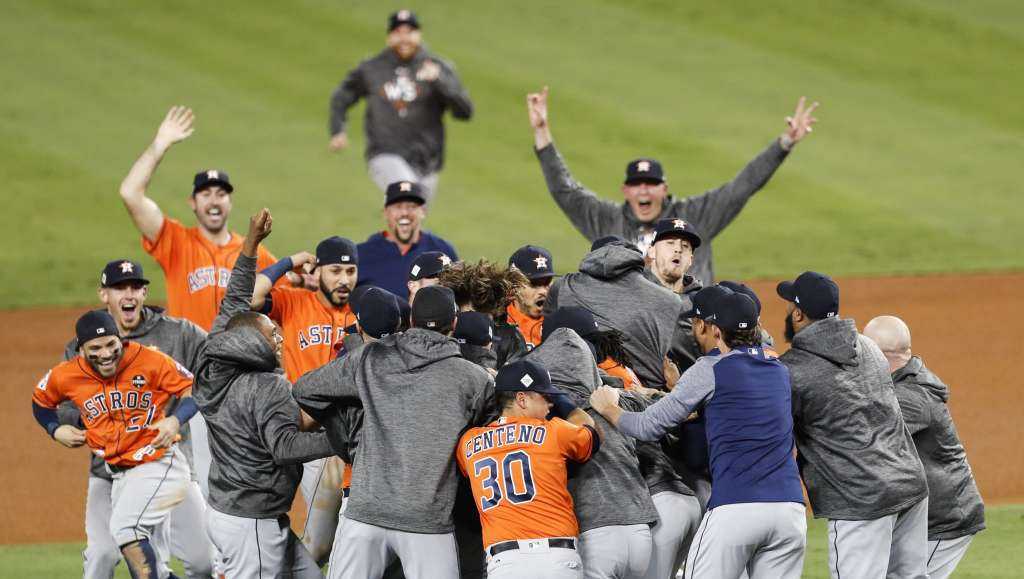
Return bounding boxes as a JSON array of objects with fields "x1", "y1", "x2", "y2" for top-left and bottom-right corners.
[{"x1": 29, "y1": 9, "x2": 984, "y2": 579}]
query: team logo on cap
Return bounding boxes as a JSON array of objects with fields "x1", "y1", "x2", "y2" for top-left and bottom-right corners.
[
  {"x1": 520, "y1": 373, "x2": 534, "y2": 387},
  {"x1": 440, "y1": 255, "x2": 452, "y2": 266},
  {"x1": 341, "y1": 255, "x2": 351, "y2": 262},
  {"x1": 673, "y1": 219, "x2": 687, "y2": 229},
  {"x1": 738, "y1": 322, "x2": 749, "y2": 329},
  {"x1": 637, "y1": 161, "x2": 651, "y2": 172},
  {"x1": 96, "y1": 328, "x2": 106, "y2": 335},
  {"x1": 131, "y1": 374, "x2": 147, "y2": 389},
  {"x1": 207, "y1": 170, "x2": 219, "y2": 180},
  {"x1": 399, "y1": 182, "x2": 413, "y2": 192},
  {"x1": 534, "y1": 256, "x2": 549, "y2": 269},
  {"x1": 397, "y1": 9, "x2": 411, "y2": 19},
  {"x1": 120, "y1": 261, "x2": 134, "y2": 274},
  {"x1": 411, "y1": 265, "x2": 421, "y2": 276}
]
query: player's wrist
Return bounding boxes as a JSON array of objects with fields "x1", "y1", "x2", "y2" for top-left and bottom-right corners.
[
  {"x1": 779, "y1": 133, "x2": 795, "y2": 151},
  {"x1": 260, "y1": 257, "x2": 294, "y2": 284}
]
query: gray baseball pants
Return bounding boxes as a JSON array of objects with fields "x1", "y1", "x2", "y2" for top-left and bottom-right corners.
[
  {"x1": 684, "y1": 502, "x2": 806, "y2": 579},
  {"x1": 485, "y1": 539, "x2": 584, "y2": 579},
  {"x1": 108, "y1": 446, "x2": 189, "y2": 549},
  {"x1": 327, "y1": 516, "x2": 460, "y2": 579},
  {"x1": 367, "y1": 153, "x2": 439, "y2": 205},
  {"x1": 206, "y1": 507, "x2": 322, "y2": 579},
  {"x1": 579, "y1": 523, "x2": 653, "y2": 579},
  {"x1": 644, "y1": 492, "x2": 702, "y2": 579},
  {"x1": 300, "y1": 456, "x2": 348, "y2": 564},
  {"x1": 827, "y1": 497, "x2": 929, "y2": 579},
  {"x1": 926, "y1": 534, "x2": 974, "y2": 579}
]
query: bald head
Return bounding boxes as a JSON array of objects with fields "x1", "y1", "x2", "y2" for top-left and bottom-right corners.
[{"x1": 864, "y1": 315, "x2": 912, "y2": 373}]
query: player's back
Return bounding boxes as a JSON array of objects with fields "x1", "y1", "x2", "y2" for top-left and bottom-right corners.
[{"x1": 458, "y1": 416, "x2": 595, "y2": 548}]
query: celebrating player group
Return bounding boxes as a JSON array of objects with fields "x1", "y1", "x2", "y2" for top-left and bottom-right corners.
[{"x1": 31, "y1": 9, "x2": 984, "y2": 579}]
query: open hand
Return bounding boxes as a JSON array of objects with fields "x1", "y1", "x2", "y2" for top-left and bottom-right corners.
[
  {"x1": 154, "y1": 106, "x2": 195, "y2": 150},
  {"x1": 781, "y1": 96, "x2": 819, "y2": 150},
  {"x1": 54, "y1": 425, "x2": 87, "y2": 448}
]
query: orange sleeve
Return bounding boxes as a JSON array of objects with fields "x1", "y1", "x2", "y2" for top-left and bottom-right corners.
[
  {"x1": 267, "y1": 286, "x2": 299, "y2": 323},
  {"x1": 31, "y1": 368, "x2": 64, "y2": 409},
  {"x1": 552, "y1": 418, "x2": 595, "y2": 463},
  {"x1": 142, "y1": 217, "x2": 187, "y2": 271},
  {"x1": 155, "y1": 352, "x2": 195, "y2": 396},
  {"x1": 455, "y1": 432, "x2": 471, "y2": 477}
]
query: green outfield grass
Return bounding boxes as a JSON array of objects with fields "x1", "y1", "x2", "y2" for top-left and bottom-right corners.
[
  {"x1": 1, "y1": 504, "x2": 1021, "y2": 577},
  {"x1": 2, "y1": 0, "x2": 1022, "y2": 308}
]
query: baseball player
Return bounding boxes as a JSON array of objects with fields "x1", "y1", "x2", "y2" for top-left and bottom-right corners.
[
  {"x1": 119, "y1": 105, "x2": 279, "y2": 331},
  {"x1": 59, "y1": 259, "x2": 213, "y2": 578},
  {"x1": 292, "y1": 285, "x2": 495, "y2": 579},
  {"x1": 865, "y1": 315, "x2": 986, "y2": 579},
  {"x1": 194, "y1": 208, "x2": 334, "y2": 578},
  {"x1": 526, "y1": 86, "x2": 818, "y2": 285},
  {"x1": 33, "y1": 310, "x2": 198, "y2": 579},
  {"x1": 454, "y1": 311, "x2": 498, "y2": 370},
  {"x1": 777, "y1": 272, "x2": 929, "y2": 579},
  {"x1": 407, "y1": 250, "x2": 453, "y2": 303},
  {"x1": 457, "y1": 360, "x2": 599, "y2": 578},
  {"x1": 591, "y1": 289, "x2": 808, "y2": 578},
  {"x1": 251, "y1": 235, "x2": 360, "y2": 564},
  {"x1": 504, "y1": 245, "x2": 556, "y2": 349},
  {"x1": 356, "y1": 181, "x2": 459, "y2": 299},
  {"x1": 328, "y1": 9, "x2": 474, "y2": 203}
]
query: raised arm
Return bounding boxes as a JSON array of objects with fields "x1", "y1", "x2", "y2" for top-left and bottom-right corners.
[
  {"x1": 120, "y1": 107, "x2": 195, "y2": 241},
  {"x1": 210, "y1": 209, "x2": 272, "y2": 335},
  {"x1": 252, "y1": 251, "x2": 316, "y2": 312},
  {"x1": 328, "y1": 63, "x2": 369, "y2": 151},
  {"x1": 418, "y1": 58, "x2": 473, "y2": 120}
]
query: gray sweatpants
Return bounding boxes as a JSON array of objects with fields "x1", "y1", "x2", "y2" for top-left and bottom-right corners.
[
  {"x1": 327, "y1": 516, "x2": 459, "y2": 579},
  {"x1": 926, "y1": 534, "x2": 974, "y2": 579},
  {"x1": 827, "y1": 497, "x2": 929, "y2": 579},
  {"x1": 367, "y1": 153, "x2": 440, "y2": 205},
  {"x1": 206, "y1": 507, "x2": 322, "y2": 579},
  {"x1": 645, "y1": 492, "x2": 702, "y2": 579},
  {"x1": 684, "y1": 502, "x2": 806, "y2": 579},
  {"x1": 579, "y1": 523, "x2": 653, "y2": 579}
]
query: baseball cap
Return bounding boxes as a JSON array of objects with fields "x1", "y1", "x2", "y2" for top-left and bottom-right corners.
[
  {"x1": 385, "y1": 181, "x2": 427, "y2": 207},
  {"x1": 316, "y1": 236, "x2": 359, "y2": 267},
  {"x1": 192, "y1": 169, "x2": 233, "y2": 194},
  {"x1": 718, "y1": 281, "x2": 761, "y2": 316},
  {"x1": 388, "y1": 9, "x2": 420, "y2": 31},
  {"x1": 508, "y1": 245, "x2": 554, "y2": 280},
  {"x1": 681, "y1": 285, "x2": 733, "y2": 319},
  {"x1": 409, "y1": 251, "x2": 453, "y2": 281},
  {"x1": 494, "y1": 360, "x2": 561, "y2": 395},
  {"x1": 454, "y1": 311, "x2": 493, "y2": 346},
  {"x1": 396, "y1": 295, "x2": 412, "y2": 330},
  {"x1": 776, "y1": 271, "x2": 839, "y2": 320},
  {"x1": 591, "y1": 235, "x2": 624, "y2": 251},
  {"x1": 100, "y1": 259, "x2": 149, "y2": 287},
  {"x1": 411, "y1": 285, "x2": 457, "y2": 330},
  {"x1": 651, "y1": 218, "x2": 702, "y2": 249},
  {"x1": 705, "y1": 292, "x2": 759, "y2": 332},
  {"x1": 76, "y1": 310, "x2": 120, "y2": 347},
  {"x1": 624, "y1": 158, "x2": 665, "y2": 185},
  {"x1": 542, "y1": 306, "x2": 600, "y2": 344},
  {"x1": 355, "y1": 287, "x2": 401, "y2": 339}
]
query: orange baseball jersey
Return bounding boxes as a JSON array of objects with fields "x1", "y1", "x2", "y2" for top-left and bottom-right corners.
[
  {"x1": 457, "y1": 416, "x2": 596, "y2": 547},
  {"x1": 268, "y1": 286, "x2": 357, "y2": 382},
  {"x1": 143, "y1": 217, "x2": 277, "y2": 331},
  {"x1": 505, "y1": 304, "x2": 543, "y2": 348},
  {"x1": 32, "y1": 341, "x2": 193, "y2": 467},
  {"x1": 599, "y1": 357, "x2": 644, "y2": 391}
]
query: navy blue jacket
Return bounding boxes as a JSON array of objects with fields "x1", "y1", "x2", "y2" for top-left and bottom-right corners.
[{"x1": 356, "y1": 231, "x2": 458, "y2": 299}]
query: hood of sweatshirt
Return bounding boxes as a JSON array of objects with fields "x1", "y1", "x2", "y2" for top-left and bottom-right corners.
[
  {"x1": 790, "y1": 316, "x2": 858, "y2": 367},
  {"x1": 525, "y1": 328, "x2": 603, "y2": 402},
  {"x1": 893, "y1": 355, "x2": 949, "y2": 402},
  {"x1": 196, "y1": 326, "x2": 279, "y2": 411},
  {"x1": 579, "y1": 244, "x2": 646, "y2": 281},
  {"x1": 392, "y1": 327, "x2": 463, "y2": 371}
]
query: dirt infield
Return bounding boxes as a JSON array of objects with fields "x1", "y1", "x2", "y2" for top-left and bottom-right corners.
[{"x1": 2, "y1": 273, "x2": 1021, "y2": 544}]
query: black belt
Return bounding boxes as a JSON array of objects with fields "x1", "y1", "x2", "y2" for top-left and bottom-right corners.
[
  {"x1": 488, "y1": 538, "x2": 576, "y2": 556},
  {"x1": 106, "y1": 463, "x2": 134, "y2": 474}
]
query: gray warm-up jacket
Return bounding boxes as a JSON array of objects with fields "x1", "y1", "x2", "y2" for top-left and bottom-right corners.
[
  {"x1": 892, "y1": 356, "x2": 985, "y2": 540},
  {"x1": 194, "y1": 254, "x2": 334, "y2": 519},
  {"x1": 525, "y1": 328, "x2": 658, "y2": 532},
  {"x1": 292, "y1": 328, "x2": 496, "y2": 534},
  {"x1": 781, "y1": 317, "x2": 928, "y2": 520},
  {"x1": 546, "y1": 243, "x2": 680, "y2": 390},
  {"x1": 329, "y1": 47, "x2": 473, "y2": 175},
  {"x1": 535, "y1": 140, "x2": 789, "y2": 285}
]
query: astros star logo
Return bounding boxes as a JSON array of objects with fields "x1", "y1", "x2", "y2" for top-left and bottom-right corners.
[
  {"x1": 534, "y1": 256, "x2": 548, "y2": 270},
  {"x1": 120, "y1": 261, "x2": 134, "y2": 274},
  {"x1": 440, "y1": 254, "x2": 452, "y2": 266},
  {"x1": 400, "y1": 182, "x2": 413, "y2": 192},
  {"x1": 673, "y1": 219, "x2": 687, "y2": 229},
  {"x1": 207, "y1": 170, "x2": 219, "y2": 180},
  {"x1": 637, "y1": 161, "x2": 651, "y2": 172}
]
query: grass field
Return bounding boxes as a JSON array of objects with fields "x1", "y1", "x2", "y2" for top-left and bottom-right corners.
[
  {"x1": 2, "y1": 0, "x2": 1022, "y2": 308},
  {"x1": 2, "y1": 505, "x2": 1021, "y2": 578}
]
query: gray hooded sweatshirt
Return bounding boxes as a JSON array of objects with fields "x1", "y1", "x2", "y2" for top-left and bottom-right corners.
[
  {"x1": 547, "y1": 244, "x2": 680, "y2": 390},
  {"x1": 194, "y1": 254, "x2": 334, "y2": 519},
  {"x1": 535, "y1": 140, "x2": 789, "y2": 285},
  {"x1": 525, "y1": 328, "x2": 658, "y2": 532},
  {"x1": 892, "y1": 357, "x2": 985, "y2": 540},
  {"x1": 781, "y1": 317, "x2": 928, "y2": 520},
  {"x1": 292, "y1": 328, "x2": 495, "y2": 534}
]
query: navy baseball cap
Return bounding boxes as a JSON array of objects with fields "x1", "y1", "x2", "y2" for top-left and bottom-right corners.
[
  {"x1": 495, "y1": 360, "x2": 560, "y2": 395},
  {"x1": 316, "y1": 236, "x2": 358, "y2": 267},
  {"x1": 652, "y1": 218, "x2": 702, "y2": 249},
  {"x1": 388, "y1": 9, "x2": 420, "y2": 31},
  {"x1": 385, "y1": 181, "x2": 427, "y2": 207},
  {"x1": 705, "y1": 292, "x2": 759, "y2": 332},
  {"x1": 542, "y1": 306, "x2": 600, "y2": 344},
  {"x1": 681, "y1": 285, "x2": 733, "y2": 319},
  {"x1": 356, "y1": 287, "x2": 401, "y2": 339},
  {"x1": 508, "y1": 245, "x2": 554, "y2": 280},
  {"x1": 718, "y1": 281, "x2": 761, "y2": 316},
  {"x1": 100, "y1": 259, "x2": 149, "y2": 287},
  {"x1": 409, "y1": 251, "x2": 453, "y2": 281},
  {"x1": 454, "y1": 311, "x2": 493, "y2": 346},
  {"x1": 777, "y1": 271, "x2": 839, "y2": 320},
  {"x1": 411, "y1": 285, "x2": 457, "y2": 330},
  {"x1": 76, "y1": 310, "x2": 120, "y2": 347},
  {"x1": 624, "y1": 158, "x2": 665, "y2": 185},
  {"x1": 192, "y1": 169, "x2": 233, "y2": 194}
]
